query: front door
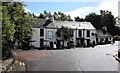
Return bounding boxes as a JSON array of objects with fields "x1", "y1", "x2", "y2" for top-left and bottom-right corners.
[
  {"x1": 50, "y1": 41, "x2": 53, "y2": 49},
  {"x1": 57, "y1": 40, "x2": 61, "y2": 49},
  {"x1": 81, "y1": 38, "x2": 84, "y2": 46},
  {"x1": 40, "y1": 38, "x2": 44, "y2": 48}
]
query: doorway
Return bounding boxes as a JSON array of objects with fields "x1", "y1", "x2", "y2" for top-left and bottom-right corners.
[
  {"x1": 40, "y1": 38, "x2": 44, "y2": 48},
  {"x1": 50, "y1": 41, "x2": 53, "y2": 49},
  {"x1": 57, "y1": 40, "x2": 61, "y2": 49},
  {"x1": 87, "y1": 39, "x2": 90, "y2": 47}
]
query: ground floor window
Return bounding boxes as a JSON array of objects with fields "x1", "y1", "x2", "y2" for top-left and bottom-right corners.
[{"x1": 87, "y1": 39, "x2": 90, "y2": 46}]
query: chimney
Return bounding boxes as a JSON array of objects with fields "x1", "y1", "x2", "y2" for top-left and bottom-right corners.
[
  {"x1": 102, "y1": 26, "x2": 107, "y2": 34},
  {"x1": 102, "y1": 26, "x2": 107, "y2": 31},
  {"x1": 50, "y1": 16, "x2": 54, "y2": 23}
]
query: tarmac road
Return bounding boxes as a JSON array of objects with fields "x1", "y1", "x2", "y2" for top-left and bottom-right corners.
[{"x1": 15, "y1": 42, "x2": 119, "y2": 71}]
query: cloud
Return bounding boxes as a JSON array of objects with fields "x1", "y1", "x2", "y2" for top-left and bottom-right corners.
[
  {"x1": 98, "y1": 0, "x2": 118, "y2": 17},
  {"x1": 22, "y1": 0, "x2": 102, "y2": 2},
  {"x1": 34, "y1": 13, "x2": 39, "y2": 16},
  {"x1": 61, "y1": 0, "x2": 119, "y2": 20},
  {"x1": 24, "y1": 8, "x2": 40, "y2": 16},
  {"x1": 24, "y1": 8, "x2": 32, "y2": 13},
  {"x1": 26, "y1": 0, "x2": 119, "y2": 19},
  {"x1": 64, "y1": 7, "x2": 97, "y2": 19}
]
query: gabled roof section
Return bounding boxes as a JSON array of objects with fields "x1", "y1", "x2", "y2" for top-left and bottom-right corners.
[
  {"x1": 32, "y1": 17, "x2": 95, "y2": 30},
  {"x1": 43, "y1": 19, "x2": 52, "y2": 27},
  {"x1": 46, "y1": 20, "x2": 95, "y2": 30},
  {"x1": 76, "y1": 22, "x2": 95, "y2": 29},
  {"x1": 96, "y1": 29, "x2": 112, "y2": 37},
  {"x1": 32, "y1": 19, "x2": 46, "y2": 28}
]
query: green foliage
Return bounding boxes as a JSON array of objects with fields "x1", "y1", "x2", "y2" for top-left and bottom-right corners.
[
  {"x1": 60, "y1": 26, "x2": 73, "y2": 40},
  {"x1": 2, "y1": 1, "x2": 35, "y2": 60},
  {"x1": 100, "y1": 10, "x2": 117, "y2": 36},
  {"x1": 38, "y1": 11, "x2": 73, "y2": 21},
  {"x1": 85, "y1": 10, "x2": 119, "y2": 36},
  {"x1": 75, "y1": 16, "x2": 85, "y2": 22},
  {"x1": 38, "y1": 13, "x2": 45, "y2": 19},
  {"x1": 56, "y1": 26, "x2": 73, "y2": 48},
  {"x1": 114, "y1": 36, "x2": 120, "y2": 41},
  {"x1": 85, "y1": 13, "x2": 102, "y2": 29},
  {"x1": 2, "y1": 2, "x2": 15, "y2": 59},
  {"x1": 54, "y1": 12, "x2": 73, "y2": 21}
]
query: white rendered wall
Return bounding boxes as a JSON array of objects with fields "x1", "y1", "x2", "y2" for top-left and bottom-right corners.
[
  {"x1": 73, "y1": 30, "x2": 77, "y2": 46},
  {"x1": 76, "y1": 29, "x2": 96, "y2": 46},
  {"x1": 44, "y1": 28, "x2": 57, "y2": 46},
  {"x1": 32, "y1": 28, "x2": 40, "y2": 47},
  {"x1": 89, "y1": 29, "x2": 96, "y2": 45}
]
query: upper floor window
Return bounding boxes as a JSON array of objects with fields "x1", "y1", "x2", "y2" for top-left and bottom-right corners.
[
  {"x1": 40, "y1": 29, "x2": 44, "y2": 37},
  {"x1": 87, "y1": 30, "x2": 90, "y2": 37},
  {"x1": 48, "y1": 31, "x2": 53, "y2": 39},
  {"x1": 70, "y1": 30, "x2": 73, "y2": 37},
  {"x1": 56, "y1": 29, "x2": 61, "y2": 37},
  {"x1": 78, "y1": 30, "x2": 82, "y2": 37}
]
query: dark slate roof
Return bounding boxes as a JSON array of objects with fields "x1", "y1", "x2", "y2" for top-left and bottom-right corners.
[
  {"x1": 96, "y1": 29, "x2": 112, "y2": 37},
  {"x1": 32, "y1": 19, "x2": 46, "y2": 28},
  {"x1": 32, "y1": 18, "x2": 95, "y2": 30},
  {"x1": 43, "y1": 19, "x2": 52, "y2": 27}
]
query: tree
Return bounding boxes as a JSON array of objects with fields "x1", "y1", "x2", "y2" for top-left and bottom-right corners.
[
  {"x1": 43, "y1": 10, "x2": 52, "y2": 18},
  {"x1": 75, "y1": 16, "x2": 85, "y2": 22},
  {"x1": 9, "y1": 2, "x2": 35, "y2": 47},
  {"x1": 44, "y1": 10, "x2": 48, "y2": 15},
  {"x1": 2, "y1": 2, "x2": 15, "y2": 59},
  {"x1": 32, "y1": 13, "x2": 37, "y2": 18},
  {"x1": 38, "y1": 11, "x2": 73, "y2": 21},
  {"x1": 57, "y1": 26, "x2": 73, "y2": 48},
  {"x1": 85, "y1": 10, "x2": 119, "y2": 36},
  {"x1": 85, "y1": 13, "x2": 102, "y2": 29},
  {"x1": 53, "y1": 11, "x2": 73, "y2": 21},
  {"x1": 53, "y1": 12, "x2": 58, "y2": 20},
  {"x1": 100, "y1": 10, "x2": 116, "y2": 36},
  {"x1": 38, "y1": 13, "x2": 45, "y2": 19},
  {"x1": 68, "y1": 15, "x2": 73, "y2": 21},
  {"x1": 2, "y1": 1, "x2": 35, "y2": 59}
]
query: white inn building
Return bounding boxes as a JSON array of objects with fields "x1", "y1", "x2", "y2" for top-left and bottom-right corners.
[{"x1": 31, "y1": 16, "x2": 112, "y2": 49}]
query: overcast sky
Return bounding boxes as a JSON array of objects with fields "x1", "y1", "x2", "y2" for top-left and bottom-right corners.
[{"x1": 24, "y1": 0, "x2": 119, "y2": 19}]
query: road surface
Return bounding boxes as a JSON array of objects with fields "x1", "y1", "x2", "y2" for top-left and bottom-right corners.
[{"x1": 15, "y1": 41, "x2": 119, "y2": 71}]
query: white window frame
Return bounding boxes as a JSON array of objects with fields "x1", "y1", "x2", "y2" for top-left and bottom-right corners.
[{"x1": 48, "y1": 31, "x2": 53, "y2": 39}]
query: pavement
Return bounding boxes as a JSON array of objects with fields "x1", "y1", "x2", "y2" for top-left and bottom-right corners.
[
  {"x1": 14, "y1": 41, "x2": 119, "y2": 71},
  {"x1": 1, "y1": 58, "x2": 15, "y2": 72}
]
